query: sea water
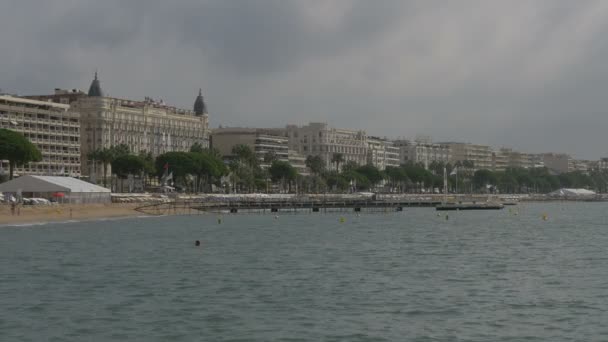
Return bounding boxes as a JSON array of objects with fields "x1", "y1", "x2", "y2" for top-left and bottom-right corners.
[{"x1": 1, "y1": 202, "x2": 608, "y2": 341}]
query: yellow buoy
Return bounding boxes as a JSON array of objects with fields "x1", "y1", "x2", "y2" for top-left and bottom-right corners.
[
  {"x1": 339, "y1": 217, "x2": 346, "y2": 223},
  {"x1": 542, "y1": 213, "x2": 548, "y2": 221}
]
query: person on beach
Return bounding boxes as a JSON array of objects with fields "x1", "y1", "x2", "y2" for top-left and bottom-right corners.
[{"x1": 10, "y1": 202, "x2": 15, "y2": 216}]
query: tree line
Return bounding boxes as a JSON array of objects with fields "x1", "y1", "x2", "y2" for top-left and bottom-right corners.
[{"x1": 3, "y1": 126, "x2": 608, "y2": 194}]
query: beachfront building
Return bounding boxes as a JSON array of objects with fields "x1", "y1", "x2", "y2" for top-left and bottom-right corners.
[
  {"x1": 367, "y1": 137, "x2": 400, "y2": 170},
  {"x1": 529, "y1": 154, "x2": 545, "y2": 169},
  {"x1": 0, "y1": 95, "x2": 81, "y2": 177},
  {"x1": 211, "y1": 127, "x2": 289, "y2": 167},
  {"x1": 569, "y1": 159, "x2": 591, "y2": 174},
  {"x1": 286, "y1": 122, "x2": 368, "y2": 171},
  {"x1": 598, "y1": 158, "x2": 608, "y2": 171},
  {"x1": 491, "y1": 150, "x2": 508, "y2": 172},
  {"x1": 499, "y1": 148, "x2": 533, "y2": 169},
  {"x1": 540, "y1": 153, "x2": 571, "y2": 174},
  {"x1": 442, "y1": 142, "x2": 493, "y2": 171},
  {"x1": 27, "y1": 73, "x2": 210, "y2": 179},
  {"x1": 288, "y1": 150, "x2": 309, "y2": 176},
  {"x1": 394, "y1": 139, "x2": 451, "y2": 169}
]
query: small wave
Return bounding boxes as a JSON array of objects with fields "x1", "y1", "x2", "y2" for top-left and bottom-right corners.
[{"x1": 0, "y1": 214, "x2": 157, "y2": 228}]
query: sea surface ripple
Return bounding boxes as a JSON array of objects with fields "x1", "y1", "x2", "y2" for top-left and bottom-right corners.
[{"x1": 1, "y1": 202, "x2": 608, "y2": 341}]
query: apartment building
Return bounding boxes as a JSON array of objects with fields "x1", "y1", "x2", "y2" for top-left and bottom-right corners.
[
  {"x1": 28, "y1": 73, "x2": 210, "y2": 178},
  {"x1": 499, "y1": 148, "x2": 533, "y2": 169},
  {"x1": 0, "y1": 95, "x2": 81, "y2": 177},
  {"x1": 395, "y1": 139, "x2": 451, "y2": 168},
  {"x1": 367, "y1": 137, "x2": 400, "y2": 170},
  {"x1": 286, "y1": 122, "x2": 368, "y2": 171},
  {"x1": 569, "y1": 159, "x2": 591, "y2": 173},
  {"x1": 443, "y1": 142, "x2": 493, "y2": 170},
  {"x1": 211, "y1": 127, "x2": 289, "y2": 167},
  {"x1": 540, "y1": 153, "x2": 571, "y2": 174},
  {"x1": 288, "y1": 150, "x2": 309, "y2": 176}
]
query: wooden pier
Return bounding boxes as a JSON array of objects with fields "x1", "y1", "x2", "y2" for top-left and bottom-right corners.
[{"x1": 134, "y1": 198, "x2": 443, "y2": 216}]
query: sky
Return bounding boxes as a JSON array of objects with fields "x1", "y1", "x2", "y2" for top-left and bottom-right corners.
[{"x1": 2, "y1": 0, "x2": 608, "y2": 159}]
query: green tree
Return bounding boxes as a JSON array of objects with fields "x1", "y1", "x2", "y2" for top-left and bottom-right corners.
[
  {"x1": 342, "y1": 160, "x2": 359, "y2": 173},
  {"x1": 112, "y1": 154, "x2": 145, "y2": 192},
  {"x1": 87, "y1": 149, "x2": 102, "y2": 183},
  {"x1": 97, "y1": 148, "x2": 115, "y2": 188},
  {"x1": 190, "y1": 142, "x2": 205, "y2": 153},
  {"x1": 305, "y1": 155, "x2": 325, "y2": 175},
  {"x1": 112, "y1": 154, "x2": 145, "y2": 179},
  {"x1": 232, "y1": 144, "x2": 259, "y2": 168},
  {"x1": 190, "y1": 150, "x2": 228, "y2": 192},
  {"x1": 263, "y1": 151, "x2": 278, "y2": 165},
  {"x1": 385, "y1": 166, "x2": 409, "y2": 193},
  {"x1": 332, "y1": 153, "x2": 344, "y2": 172},
  {"x1": 111, "y1": 144, "x2": 131, "y2": 158},
  {"x1": 355, "y1": 164, "x2": 383, "y2": 186},
  {"x1": 269, "y1": 160, "x2": 298, "y2": 192},
  {"x1": 155, "y1": 151, "x2": 197, "y2": 188},
  {"x1": 138, "y1": 150, "x2": 155, "y2": 189},
  {"x1": 0, "y1": 129, "x2": 42, "y2": 179},
  {"x1": 473, "y1": 169, "x2": 497, "y2": 191}
]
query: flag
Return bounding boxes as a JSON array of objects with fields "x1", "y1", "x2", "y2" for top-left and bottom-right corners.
[
  {"x1": 450, "y1": 167, "x2": 458, "y2": 176},
  {"x1": 166, "y1": 172, "x2": 173, "y2": 181}
]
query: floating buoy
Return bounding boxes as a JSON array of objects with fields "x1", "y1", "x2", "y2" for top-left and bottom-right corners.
[
  {"x1": 542, "y1": 213, "x2": 548, "y2": 221},
  {"x1": 339, "y1": 217, "x2": 346, "y2": 223},
  {"x1": 195, "y1": 240, "x2": 201, "y2": 247}
]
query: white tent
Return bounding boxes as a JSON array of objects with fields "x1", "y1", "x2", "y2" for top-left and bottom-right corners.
[
  {"x1": 548, "y1": 188, "x2": 596, "y2": 197},
  {"x1": 0, "y1": 176, "x2": 111, "y2": 204}
]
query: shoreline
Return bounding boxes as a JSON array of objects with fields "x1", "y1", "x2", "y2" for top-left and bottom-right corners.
[
  {"x1": 1, "y1": 199, "x2": 600, "y2": 226},
  {"x1": 0, "y1": 203, "x2": 146, "y2": 226}
]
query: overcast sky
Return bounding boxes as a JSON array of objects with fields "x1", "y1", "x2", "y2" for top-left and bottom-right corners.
[{"x1": 2, "y1": 0, "x2": 608, "y2": 159}]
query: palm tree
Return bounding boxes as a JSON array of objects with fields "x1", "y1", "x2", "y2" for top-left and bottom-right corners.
[
  {"x1": 97, "y1": 148, "x2": 115, "y2": 188},
  {"x1": 332, "y1": 153, "x2": 344, "y2": 173},
  {"x1": 87, "y1": 149, "x2": 101, "y2": 183}
]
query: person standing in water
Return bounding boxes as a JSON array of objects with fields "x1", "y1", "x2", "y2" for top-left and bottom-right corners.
[{"x1": 195, "y1": 240, "x2": 201, "y2": 246}]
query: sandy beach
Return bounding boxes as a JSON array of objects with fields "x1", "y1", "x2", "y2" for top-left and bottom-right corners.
[{"x1": 0, "y1": 203, "x2": 146, "y2": 225}]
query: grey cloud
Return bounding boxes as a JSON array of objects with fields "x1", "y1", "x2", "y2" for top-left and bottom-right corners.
[{"x1": 2, "y1": 0, "x2": 608, "y2": 159}]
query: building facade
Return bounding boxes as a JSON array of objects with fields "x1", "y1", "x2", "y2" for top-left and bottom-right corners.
[
  {"x1": 29, "y1": 74, "x2": 210, "y2": 178},
  {"x1": 286, "y1": 122, "x2": 368, "y2": 171},
  {"x1": 211, "y1": 127, "x2": 310, "y2": 175},
  {"x1": 395, "y1": 139, "x2": 451, "y2": 168},
  {"x1": 443, "y1": 142, "x2": 493, "y2": 171},
  {"x1": 0, "y1": 95, "x2": 81, "y2": 177},
  {"x1": 367, "y1": 137, "x2": 400, "y2": 170},
  {"x1": 499, "y1": 148, "x2": 533, "y2": 169},
  {"x1": 211, "y1": 127, "x2": 289, "y2": 167},
  {"x1": 491, "y1": 150, "x2": 508, "y2": 172},
  {"x1": 540, "y1": 153, "x2": 571, "y2": 174}
]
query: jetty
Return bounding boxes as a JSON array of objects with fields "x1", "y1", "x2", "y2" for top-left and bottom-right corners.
[{"x1": 134, "y1": 197, "x2": 443, "y2": 216}]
